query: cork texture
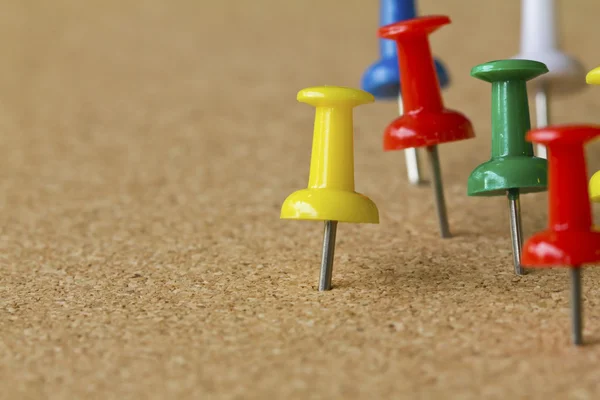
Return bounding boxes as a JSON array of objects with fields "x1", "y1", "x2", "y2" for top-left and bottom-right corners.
[{"x1": 1, "y1": 0, "x2": 600, "y2": 398}]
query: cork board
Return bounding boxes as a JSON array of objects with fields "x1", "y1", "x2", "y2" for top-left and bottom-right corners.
[{"x1": 1, "y1": 0, "x2": 600, "y2": 399}]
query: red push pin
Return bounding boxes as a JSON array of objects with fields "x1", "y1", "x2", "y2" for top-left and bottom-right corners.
[
  {"x1": 379, "y1": 16, "x2": 474, "y2": 238},
  {"x1": 523, "y1": 125, "x2": 600, "y2": 346}
]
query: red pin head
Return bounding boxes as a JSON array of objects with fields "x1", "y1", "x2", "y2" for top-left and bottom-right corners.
[
  {"x1": 522, "y1": 125, "x2": 600, "y2": 267},
  {"x1": 378, "y1": 16, "x2": 474, "y2": 150}
]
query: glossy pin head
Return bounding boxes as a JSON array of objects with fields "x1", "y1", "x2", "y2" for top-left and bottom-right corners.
[
  {"x1": 362, "y1": 58, "x2": 449, "y2": 99},
  {"x1": 587, "y1": 66, "x2": 600, "y2": 85},
  {"x1": 586, "y1": 67, "x2": 600, "y2": 203},
  {"x1": 361, "y1": 0, "x2": 449, "y2": 99},
  {"x1": 522, "y1": 125, "x2": 600, "y2": 267},
  {"x1": 513, "y1": 0, "x2": 585, "y2": 94},
  {"x1": 281, "y1": 86, "x2": 379, "y2": 224},
  {"x1": 524, "y1": 125, "x2": 600, "y2": 345},
  {"x1": 468, "y1": 60, "x2": 549, "y2": 196},
  {"x1": 591, "y1": 172, "x2": 600, "y2": 203},
  {"x1": 379, "y1": 16, "x2": 474, "y2": 150}
]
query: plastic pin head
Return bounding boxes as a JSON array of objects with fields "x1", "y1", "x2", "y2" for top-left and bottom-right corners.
[
  {"x1": 468, "y1": 60, "x2": 549, "y2": 196},
  {"x1": 281, "y1": 86, "x2": 379, "y2": 224},
  {"x1": 586, "y1": 66, "x2": 600, "y2": 85},
  {"x1": 585, "y1": 67, "x2": 600, "y2": 204},
  {"x1": 361, "y1": 0, "x2": 449, "y2": 99},
  {"x1": 522, "y1": 125, "x2": 600, "y2": 267},
  {"x1": 512, "y1": 0, "x2": 586, "y2": 94},
  {"x1": 590, "y1": 172, "x2": 600, "y2": 203},
  {"x1": 378, "y1": 16, "x2": 474, "y2": 150}
]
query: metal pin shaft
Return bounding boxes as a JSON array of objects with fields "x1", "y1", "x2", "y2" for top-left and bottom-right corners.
[
  {"x1": 507, "y1": 189, "x2": 525, "y2": 275},
  {"x1": 318, "y1": 220, "x2": 338, "y2": 291},
  {"x1": 425, "y1": 145, "x2": 451, "y2": 238},
  {"x1": 571, "y1": 267, "x2": 583, "y2": 346},
  {"x1": 399, "y1": 93, "x2": 424, "y2": 185},
  {"x1": 405, "y1": 148, "x2": 422, "y2": 185},
  {"x1": 535, "y1": 84, "x2": 550, "y2": 159}
]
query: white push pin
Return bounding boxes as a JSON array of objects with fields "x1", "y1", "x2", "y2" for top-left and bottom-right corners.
[{"x1": 512, "y1": 0, "x2": 586, "y2": 158}]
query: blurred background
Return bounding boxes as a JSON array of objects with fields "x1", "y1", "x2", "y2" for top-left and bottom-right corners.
[{"x1": 1, "y1": 0, "x2": 597, "y2": 205}]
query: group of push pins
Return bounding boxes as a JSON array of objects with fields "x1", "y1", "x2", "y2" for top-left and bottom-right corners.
[{"x1": 280, "y1": 0, "x2": 600, "y2": 346}]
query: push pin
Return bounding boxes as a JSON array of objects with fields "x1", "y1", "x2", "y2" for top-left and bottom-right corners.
[
  {"x1": 586, "y1": 67, "x2": 600, "y2": 205},
  {"x1": 587, "y1": 66, "x2": 600, "y2": 85},
  {"x1": 590, "y1": 172, "x2": 600, "y2": 204},
  {"x1": 513, "y1": 0, "x2": 586, "y2": 158},
  {"x1": 361, "y1": 0, "x2": 450, "y2": 186},
  {"x1": 281, "y1": 86, "x2": 379, "y2": 291},
  {"x1": 469, "y1": 60, "x2": 549, "y2": 275},
  {"x1": 523, "y1": 125, "x2": 600, "y2": 346},
  {"x1": 379, "y1": 16, "x2": 474, "y2": 238}
]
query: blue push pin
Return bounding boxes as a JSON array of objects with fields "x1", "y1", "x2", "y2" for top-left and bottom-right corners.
[{"x1": 362, "y1": 0, "x2": 450, "y2": 185}]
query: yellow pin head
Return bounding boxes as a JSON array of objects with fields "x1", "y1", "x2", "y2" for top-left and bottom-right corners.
[
  {"x1": 591, "y1": 171, "x2": 600, "y2": 203},
  {"x1": 281, "y1": 86, "x2": 379, "y2": 224},
  {"x1": 587, "y1": 68, "x2": 600, "y2": 203},
  {"x1": 297, "y1": 86, "x2": 375, "y2": 108},
  {"x1": 586, "y1": 66, "x2": 600, "y2": 85}
]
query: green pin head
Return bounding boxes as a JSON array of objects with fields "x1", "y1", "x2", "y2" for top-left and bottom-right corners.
[{"x1": 468, "y1": 59, "x2": 549, "y2": 196}]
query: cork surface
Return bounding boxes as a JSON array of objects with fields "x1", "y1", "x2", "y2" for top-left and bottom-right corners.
[{"x1": 1, "y1": 0, "x2": 600, "y2": 398}]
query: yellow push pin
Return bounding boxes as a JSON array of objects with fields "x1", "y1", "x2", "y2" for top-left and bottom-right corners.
[
  {"x1": 586, "y1": 66, "x2": 600, "y2": 85},
  {"x1": 586, "y1": 67, "x2": 600, "y2": 205},
  {"x1": 591, "y1": 172, "x2": 600, "y2": 203},
  {"x1": 281, "y1": 86, "x2": 379, "y2": 291}
]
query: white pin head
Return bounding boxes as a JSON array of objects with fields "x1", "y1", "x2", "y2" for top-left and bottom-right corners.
[{"x1": 512, "y1": 0, "x2": 585, "y2": 94}]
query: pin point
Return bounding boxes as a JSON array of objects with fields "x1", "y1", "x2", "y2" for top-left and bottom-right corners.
[
  {"x1": 513, "y1": 0, "x2": 586, "y2": 158},
  {"x1": 469, "y1": 60, "x2": 548, "y2": 275},
  {"x1": 361, "y1": 0, "x2": 450, "y2": 186},
  {"x1": 281, "y1": 86, "x2": 379, "y2": 291},
  {"x1": 523, "y1": 125, "x2": 600, "y2": 346},
  {"x1": 379, "y1": 16, "x2": 474, "y2": 238}
]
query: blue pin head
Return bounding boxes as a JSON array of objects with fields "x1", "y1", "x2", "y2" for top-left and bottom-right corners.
[
  {"x1": 361, "y1": 0, "x2": 450, "y2": 99},
  {"x1": 361, "y1": 58, "x2": 450, "y2": 99}
]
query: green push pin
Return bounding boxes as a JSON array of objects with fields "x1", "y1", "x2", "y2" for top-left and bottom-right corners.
[{"x1": 469, "y1": 60, "x2": 549, "y2": 275}]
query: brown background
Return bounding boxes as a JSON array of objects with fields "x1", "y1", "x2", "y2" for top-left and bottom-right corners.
[{"x1": 1, "y1": 0, "x2": 600, "y2": 399}]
